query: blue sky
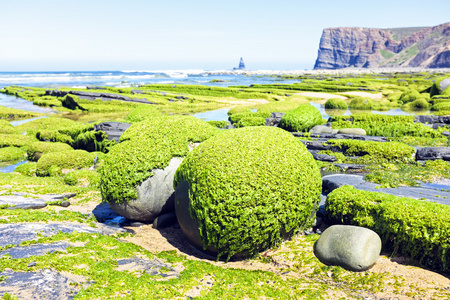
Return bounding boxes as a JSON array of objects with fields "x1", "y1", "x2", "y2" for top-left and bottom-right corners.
[{"x1": 0, "y1": 0, "x2": 449, "y2": 71}]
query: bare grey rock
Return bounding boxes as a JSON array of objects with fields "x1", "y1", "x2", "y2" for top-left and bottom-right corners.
[
  {"x1": 0, "y1": 223, "x2": 125, "y2": 247},
  {"x1": 0, "y1": 269, "x2": 84, "y2": 300},
  {"x1": 309, "y1": 125, "x2": 334, "y2": 134},
  {"x1": 416, "y1": 147, "x2": 450, "y2": 160},
  {"x1": 314, "y1": 225, "x2": 381, "y2": 271},
  {"x1": 337, "y1": 128, "x2": 367, "y2": 136},
  {"x1": 116, "y1": 258, "x2": 181, "y2": 279},
  {"x1": 108, "y1": 157, "x2": 182, "y2": 222},
  {"x1": 94, "y1": 122, "x2": 132, "y2": 142},
  {"x1": 0, "y1": 242, "x2": 72, "y2": 259}
]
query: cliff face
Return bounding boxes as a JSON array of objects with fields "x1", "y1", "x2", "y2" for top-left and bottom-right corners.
[{"x1": 314, "y1": 23, "x2": 450, "y2": 69}]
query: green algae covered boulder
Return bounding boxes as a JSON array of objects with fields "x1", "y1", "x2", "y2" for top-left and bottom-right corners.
[
  {"x1": 174, "y1": 126, "x2": 322, "y2": 260},
  {"x1": 325, "y1": 98, "x2": 347, "y2": 110},
  {"x1": 279, "y1": 104, "x2": 322, "y2": 132},
  {"x1": 36, "y1": 149, "x2": 97, "y2": 176},
  {"x1": 99, "y1": 116, "x2": 218, "y2": 221}
]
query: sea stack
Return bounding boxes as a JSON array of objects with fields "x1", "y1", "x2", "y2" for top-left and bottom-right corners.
[{"x1": 233, "y1": 57, "x2": 246, "y2": 70}]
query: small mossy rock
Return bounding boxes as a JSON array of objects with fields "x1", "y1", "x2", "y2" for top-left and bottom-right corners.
[
  {"x1": 27, "y1": 142, "x2": 73, "y2": 162},
  {"x1": 126, "y1": 104, "x2": 162, "y2": 123},
  {"x1": 309, "y1": 125, "x2": 334, "y2": 134},
  {"x1": 314, "y1": 225, "x2": 381, "y2": 272},
  {"x1": 36, "y1": 150, "x2": 96, "y2": 177},
  {"x1": 108, "y1": 157, "x2": 182, "y2": 222},
  {"x1": 325, "y1": 98, "x2": 347, "y2": 110},
  {"x1": 337, "y1": 128, "x2": 366, "y2": 136},
  {"x1": 279, "y1": 104, "x2": 323, "y2": 132},
  {"x1": 174, "y1": 126, "x2": 322, "y2": 260}
]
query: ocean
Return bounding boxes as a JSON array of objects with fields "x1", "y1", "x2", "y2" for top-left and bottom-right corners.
[{"x1": 0, "y1": 70, "x2": 301, "y2": 89}]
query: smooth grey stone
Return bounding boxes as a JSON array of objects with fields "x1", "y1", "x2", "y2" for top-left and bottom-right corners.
[
  {"x1": 270, "y1": 112, "x2": 285, "y2": 119},
  {"x1": 1, "y1": 242, "x2": 72, "y2": 259},
  {"x1": 322, "y1": 174, "x2": 450, "y2": 205},
  {"x1": 416, "y1": 147, "x2": 450, "y2": 160},
  {"x1": 153, "y1": 212, "x2": 177, "y2": 229},
  {"x1": 337, "y1": 128, "x2": 367, "y2": 136},
  {"x1": 0, "y1": 196, "x2": 47, "y2": 210},
  {"x1": 309, "y1": 125, "x2": 334, "y2": 134},
  {"x1": 109, "y1": 157, "x2": 182, "y2": 222},
  {"x1": 0, "y1": 269, "x2": 83, "y2": 299},
  {"x1": 0, "y1": 223, "x2": 125, "y2": 247},
  {"x1": 314, "y1": 225, "x2": 381, "y2": 271}
]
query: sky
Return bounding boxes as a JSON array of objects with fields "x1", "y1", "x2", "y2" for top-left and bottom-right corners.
[{"x1": 0, "y1": 0, "x2": 449, "y2": 71}]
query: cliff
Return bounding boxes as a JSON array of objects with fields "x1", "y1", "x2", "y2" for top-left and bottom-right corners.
[{"x1": 314, "y1": 23, "x2": 450, "y2": 69}]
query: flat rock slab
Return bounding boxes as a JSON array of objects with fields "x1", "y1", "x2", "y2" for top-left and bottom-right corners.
[
  {"x1": 0, "y1": 269, "x2": 83, "y2": 300},
  {"x1": 0, "y1": 242, "x2": 72, "y2": 259},
  {"x1": 0, "y1": 223, "x2": 125, "y2": 247},
  {"x1": 0, "y1": 193, "x2": 76, "y2": 210},
  {"x1": 116, "y1": 258, "x2": 181, "y2": 279},
  {"x1": 322, "y1": 174, "x2": 450, "y2": 205}
]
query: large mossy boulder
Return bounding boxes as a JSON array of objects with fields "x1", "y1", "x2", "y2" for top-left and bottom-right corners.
[
  {"x1": 99, "y1": 116, "x2": 218, "y2": 222},
  {"x1": 279, "y1": 104, "x2": 322, "y2": 132},
  {"x1": 173, "y1": 126, "x2": 322, "y2": 260}
]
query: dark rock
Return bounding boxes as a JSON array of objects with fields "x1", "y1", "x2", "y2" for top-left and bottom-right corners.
[
  {"x1": 92, "y1": 202, "x2": 122, "y2": 222},
  {"x1": 302, "y1": 141, "x2": 333, "y2": 151},
  {"x1": 60, "y1": 200, "x2": 70, "y2": 207},
  {"x1": 153, "y1": 212, "x2": 177, "y2": 229},
  {"x1": 108, "y1": 157, "x2": 182, "y2": 222},
  {"x1": 314, "y1": 225, "x2": 381, "y2": 271},
  {"x1": 0, "y1": 269, "x2": 84, "y2": 299},
  {"x1": 416, "y1": 147, "x2": 450, "y2": 160},
  {"x1": 312, "y1": 153, "x2": 337, "y2": 162},
  {"x1": 94, "y1": 122, "x2": 132, "y2": 142}
]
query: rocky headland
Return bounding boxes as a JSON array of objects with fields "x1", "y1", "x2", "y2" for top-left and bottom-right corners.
[{"x1": 314, "y1": 22, "x2": 450, "y2": 69}]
